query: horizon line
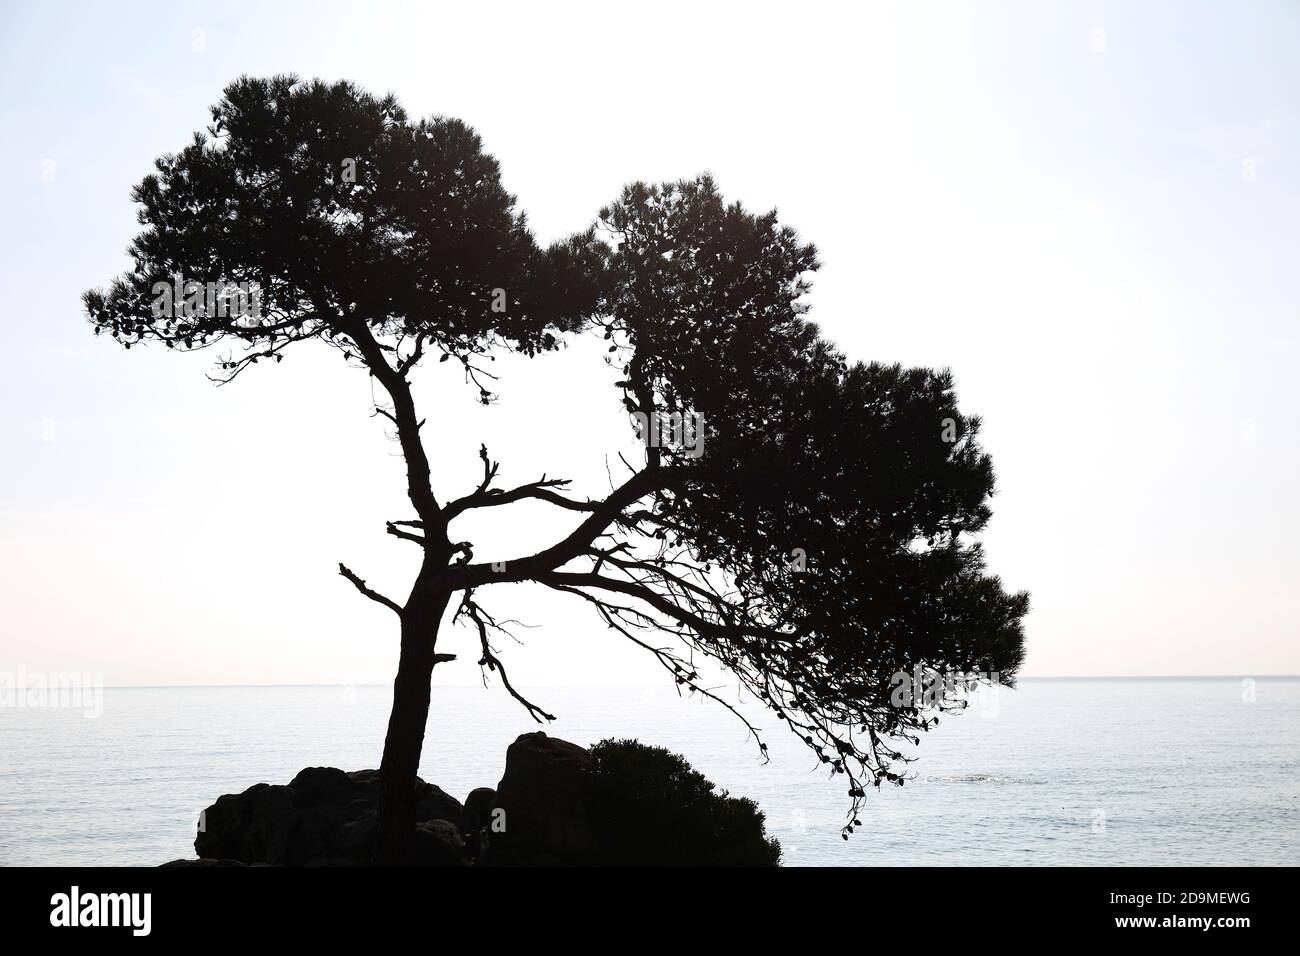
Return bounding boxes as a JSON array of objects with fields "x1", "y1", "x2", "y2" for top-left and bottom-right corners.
[{"x1": 77, "y1": 674, "x2": 1300, "y2": 690}]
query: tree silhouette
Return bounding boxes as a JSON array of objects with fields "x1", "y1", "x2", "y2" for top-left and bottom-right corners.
[{"x1": 85, "y1": 76, "x2": 1028, "y2": 864}]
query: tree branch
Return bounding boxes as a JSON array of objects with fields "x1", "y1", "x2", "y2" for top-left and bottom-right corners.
[
  {"x1": 450, "y1": 468, "x2": 677, "y2": 588},
  {"x1": 385, "y1": 522, "x2": 426, "y2": 547},
  {"x1": 544, "y1": 581, "x2": 770, "y2": 761},
  {"x1": 444, "y1": 479, "x2": 599, "y2": 520},
  {"x1": 443, "y1": 445, "x2": 600, "y2": 520},
  {"x1": 344, "y1": 317, "x2": 446, "y2": 534},
  {"x1": 338, "y1": 562, "x2": 402, "y2": 615},
  {"x1": 453, "y1": 591, "x2": 555, "y2": 722}
]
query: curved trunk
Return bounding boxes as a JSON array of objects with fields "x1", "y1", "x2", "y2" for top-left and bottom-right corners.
[{"x1": 376, "y1": 589, "x2": 450, "y2": 865}]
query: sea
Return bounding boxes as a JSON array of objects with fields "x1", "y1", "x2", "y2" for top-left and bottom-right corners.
[{"x1": 0, "y1": 678, "x2": 1296, "y2": 866}]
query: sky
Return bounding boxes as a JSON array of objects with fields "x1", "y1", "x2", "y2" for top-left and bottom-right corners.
[{"x1": 1, "y1": 0, "x2": 1298, "y2": 686}]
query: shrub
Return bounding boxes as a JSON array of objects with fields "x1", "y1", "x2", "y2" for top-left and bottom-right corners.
[{"x1": 588, "y1": 738, "x2": 781, "y2": 866}]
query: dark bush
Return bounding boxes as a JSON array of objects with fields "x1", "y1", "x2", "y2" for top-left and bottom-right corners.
[{"x1": 588, "y1": 738, "x2": 781, "y2": 866}]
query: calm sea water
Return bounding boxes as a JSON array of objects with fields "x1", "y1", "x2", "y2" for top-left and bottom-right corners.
[{"x1": 0, "y1": 678, "x2": 1296, "y2": 866}]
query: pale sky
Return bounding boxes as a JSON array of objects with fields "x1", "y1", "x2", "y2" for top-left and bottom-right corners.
[{"x1": 1, "y1": 0, "x2": 1297, "y2": 686}]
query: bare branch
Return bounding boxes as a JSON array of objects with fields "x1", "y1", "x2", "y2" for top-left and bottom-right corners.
[
  {"x1": 385, "y1": 521, "x2": 426, "y2": 547},
  {"x1": 544, "y1": 581, "x2": 770, "y2": 761},
  {"x1": 444, "y1": 478, "x2": 599, "y2": 520},
  {"x1": 453, "y1": 591, "x2": 555, "y2": 722},
  {"x1": 338, "y1": 562, "x2": 402, "y2": 615},
  {"x1": 450, "y1": 468, "x2": 680, "y2": 588}
]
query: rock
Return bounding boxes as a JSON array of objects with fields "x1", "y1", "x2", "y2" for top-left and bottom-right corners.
[
  {"x1": 481, "y1": 732, "x2": 598, "y2": 866},
  {"x1": 287, "y1": 767, "x2": 352, "y2": 807},
  {"x1": 460, "y1": 787, "x2": 496, "y2": 835},
  {"x1": 192, "y1": 766, "x2": 464, "y2": 866},
  {"x1": 410, "y1": 819, "x2": 464, "y2": 867},
  {"x1": 460, "y1": 786, "x2": 496, "y2": 859},
  {"x1": 344, "y1": 798, "x2": 372, "y2": 819},
  {"x1": 160, "y1": 858, "x2": 250, "y2": 867},
  {"x1": 195, "y1": 783, "x2": 296, "y2": 864},
  {"x1": 336, "y1": 810, "x2": 378, "y2": 863},
  {"x1": 414, "y1": 781, "x2": 463, "y2": 826},
  {"x1": 346, "y1": 768, "x2": 381, "y2": 789},
  {"x1": 293, "y1": 805, "x2": 350, "y2": 865},
  {"x1": 180, "y1": 736, "x2": 779, "y2": 866}
]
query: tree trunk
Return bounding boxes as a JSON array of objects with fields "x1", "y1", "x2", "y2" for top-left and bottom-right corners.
[{"x1": 376, "y1": 589, "x2": 450, "y2": 865}]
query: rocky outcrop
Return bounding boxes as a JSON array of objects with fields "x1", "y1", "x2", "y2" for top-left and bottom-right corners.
[
  {"x1": 460, "y1": 786, "x2": 496, "y2": 859},
  {"x1": 195, "y1": 782, "x2": 297, "y2": 864},
  {"x1": 177, "y1": 735, "x2": 601, "y2": 867},
  {"x1": 160, "y1": 857, "x2": 253, "y2": 867},
  {"x1": 412, "y1": 819, "x2": 464, "y2": 866},
  {"x1": 193, "y1": 767, "x2": 462, "y2": 866},
  {"x1": 461, "y1": 786, "x2": 496, "y2": 833},
  {"x1": 170, "y1": 733, "x2": 778, "y2": 866},
  {"x1": 480, "y1": 732, "x2": 598, "y2": 866}
]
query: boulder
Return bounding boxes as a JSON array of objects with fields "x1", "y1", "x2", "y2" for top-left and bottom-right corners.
[
  {"x1": 481, "y1": 732, "x2": 598, "y2": 866},
  {"x1": 411, "y1": 819, "x2": 464, "y2": 867},
  {"x1": 193, "y1": 767, "x2": 464, "y2": 866},
  {"x1": 195, "y1": 783, "x2": 297, "y2": 864},
  {"x1": 415, "y1": 782, "x2": 463, "y2": 825},
  {"x1": 286, "y1": 766, "x2": 352, "y2": 807},
  {"x1": 335, "y1": 810, "x2": 378, "y2": 863},
  {"x1": 460, "y1": 786, "x2": 496, "y2": 859},
  {"x1": 160, "y1": 858, "x2": 251, "y2": 867},
  {"x1": 460, "y1": 787, "x2": 496, "y2": 835}
]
